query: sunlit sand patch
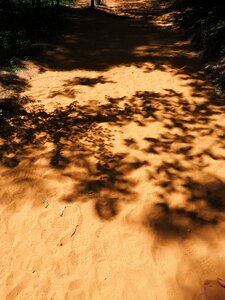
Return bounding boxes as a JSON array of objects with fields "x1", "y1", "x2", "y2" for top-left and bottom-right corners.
[{"x1": 21, "y1": 61, "x2": 207, "y2": 114}]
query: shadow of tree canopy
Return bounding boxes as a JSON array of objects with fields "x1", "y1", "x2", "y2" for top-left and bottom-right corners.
[
  {"x1": 27, "y1": 1, "x2": 223, "y2": 112},
  {"x1": 146, "y1": 177, "x2": 225, "y2": 239},
  {"x1": 138, "y1": 89, "x2": 225, "y2": 239},
  {"x1": 29, "y1": 4, "x2": 203, "y2": 79},
  {"x1": 48, "y1": 75, "x2": 115, "y2": 99},
  {"x1": 0, "y1": 81, "x2": 224, "y2": 223},
  {"x1": 0, "y1": 92, "x2": 148, "y2": 218},
  {"x1": 1, "y1": 4, "x2": 225, "y2": 300},
  {"x1": 0, "y1": 0, "x2": 224, "y2": 228},
  {"x1": 0, "y1": 70, "x2": 30, "y2": 100}
]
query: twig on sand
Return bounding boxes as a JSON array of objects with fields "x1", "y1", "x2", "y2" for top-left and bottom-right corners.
[
  {"x1": 59, "y1": 206, "x2": 68, "y2": 216},
  {"x1": 71, "y1": 225, "x2": 79, "y2": 237}
]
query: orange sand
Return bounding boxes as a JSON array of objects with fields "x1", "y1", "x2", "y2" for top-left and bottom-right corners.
[{"x1": 0, "y1": 1, "x2": 225, "y2": 299}]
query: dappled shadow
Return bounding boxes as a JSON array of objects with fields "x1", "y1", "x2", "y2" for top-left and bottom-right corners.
[
  {"x1": 25, "y1": 0, "x2": 223, "y2": 113},
  {"x1": 137, "y1": 86, "x2": 225, "y2": 239},
  {"x1": 1, "y1": 82, "x2": 224, "y2": 223},
  {"x1": 67, "y1": 76, "x2": 115, "y2": 87},
  {"x1": 149, "y1": 202, "x2": 218, "y2": 239},
  {"x1": 48, "y1": 75, "x2": 115, "y2": 99},
  {"x1": 0, "y1": 2, "x2": 224, "y2": 299},
  {"x1": 0, "y1": 94, "x2": 149, "y2": 218},
  {"x1": 1, "y1": 0, "x2": 224, "y2": 225},
  {"x1": 0, "y1": 73, "x2": 28, "y2": 94},
  {"x1": 0, "y1": 71, "x2": 30, "y2": 103},
  {"x1": 29, "y1": 4, "x2": 206, "y2": 89},
  {"x1": 146, "y1": 176, "x2": 225, "y2": 239}
]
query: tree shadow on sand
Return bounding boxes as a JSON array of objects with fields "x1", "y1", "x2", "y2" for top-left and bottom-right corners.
[
  {"x1": 138, "y1": 88, "x2": 225, "y2": 239},
  {"x1": 0, "y1": 3, "x2": 224, "y2": 299},
  {"x1": 0, "y1": 82, "x2": 224, "y2": 222},
  {"x1": 29, "y1": 4, "x2": 204, "y2": 79},
  {"x1": 0, "y1": 92, "x2": 151, "y2": 218},
  {"x1": 1, "y1": 1, "x2": 224, "y2": 225}
]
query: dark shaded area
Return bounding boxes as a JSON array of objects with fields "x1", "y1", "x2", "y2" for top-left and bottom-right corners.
[
  {"x1": 164, "y1": 0, "x2": 225, "y2": 94},
  {"x1": 0, "y1": 93, "x2": 146, "y2": 218},
  {"x1": 28, "y1": 4, "x2": 203, "y2": 79},
  {"x1": 48, "y1": 75, "x2": 115, "y2": 98},
  {"x1": 0, "y1": 71, "x2": 29, "y2": 93},
  {"x1": 139, "y1": 88, "x2": 225, "y2": 239},
  {"x1": 0, "y1": 0, "x2": 73, "y2": 66},
  {"x1": 149, "y1": 202, "x2": 218, "y2": 239},
  {"x1": 68, "y1": 76, "x2": 114, "y2": 87},
  {"x1": 148, "y1": 176, "x2": 225, "y2": 239}
]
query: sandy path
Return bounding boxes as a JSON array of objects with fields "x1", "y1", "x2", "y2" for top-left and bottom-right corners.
[{"x1": 0, "y1": 1, "x2": 225, "y2": 299}]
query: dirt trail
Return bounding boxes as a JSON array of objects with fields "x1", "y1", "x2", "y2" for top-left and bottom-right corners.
[{"x1": 0, "y1": 1, "x2": 225, "y2": 299}]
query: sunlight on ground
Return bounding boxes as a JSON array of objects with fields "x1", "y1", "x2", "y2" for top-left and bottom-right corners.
[{"x1": 22, "y1": 62, "x2": 206, "y2": 112}]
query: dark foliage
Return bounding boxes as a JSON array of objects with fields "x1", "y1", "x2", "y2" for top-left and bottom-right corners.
[
  {"x1": 0, "y1": 0, "x2": 73, "y2": 66},
  {"x1": 165, "y1": 0, "x2": 225, "y2": 94}
]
